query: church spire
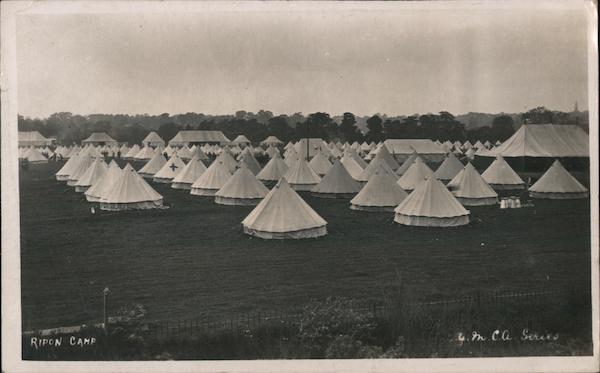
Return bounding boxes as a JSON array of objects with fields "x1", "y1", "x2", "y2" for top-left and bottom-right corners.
[{"x1": 574, "y1": 101, "x2": 579, "y2": 113}]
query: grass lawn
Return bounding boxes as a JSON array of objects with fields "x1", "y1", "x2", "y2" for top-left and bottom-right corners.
[{"x1": 19, "y1": 160, "x2": 592, "y2": 331}]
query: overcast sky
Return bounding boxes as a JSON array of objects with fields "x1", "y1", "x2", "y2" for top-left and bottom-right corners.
[{"x1": 16, "y1": 2, "x2": 590, "y2": 118}]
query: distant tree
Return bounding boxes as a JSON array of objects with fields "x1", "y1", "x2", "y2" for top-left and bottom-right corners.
[
  {"x1": 339, "y1": 112, "x2": 362, "y2": 142},
  {"x1": 157, "y1": 122, "x2": 180, "y2": 142},
  {"x1": 398, "y1": 115, "x2": 420, "y2": 139},
  {"x1": 365, "y1": 115, "x2": 384, "y2": 142},
  {"x1": 491, "y1": 115, "x2": 515, "y2": 141},
  {"x1": 298, "y1": 112, "x2": 333, "y2": 140},
  {"x1": 383, "y1": 119, "x2": 403, "y2": 139},
  {"x1": 524, "y1": 106, "x2": 554, "y2": 124},
  {"x1": 235, "y1": 110, "x2": 247, "y2": 120},
  {"x1": 267, "y1": 115, "x2": 294, "y2": 143},
  {"x1": 256, "y1": 110, "x2": 274, "y2": 124}
]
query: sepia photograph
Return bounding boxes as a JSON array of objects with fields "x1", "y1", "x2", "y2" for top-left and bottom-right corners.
[{"x1": 1, "y1": 1, "x2": 598, "y2": 372}]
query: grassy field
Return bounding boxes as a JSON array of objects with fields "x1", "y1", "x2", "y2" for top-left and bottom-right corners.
[{"x1": 19, "y1": 160, "x2": 592, "y2": 332}]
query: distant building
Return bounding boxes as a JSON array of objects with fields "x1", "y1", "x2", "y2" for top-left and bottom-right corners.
[
  {"x1": 82, "y1": 132, "x2": 118, "y2": 146},
  {"x1": 168, "y1": 130, "x2": 230, "y2": 147},
  {"x1": 142, "y1": 131, "x2": 165, "y2": 148},
  {"x1": 18, "y1": 131, "x2": 54, "y2": 147}
]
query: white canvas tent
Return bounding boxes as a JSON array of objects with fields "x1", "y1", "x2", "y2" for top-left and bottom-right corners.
[
  {"x1": 190, "y1": 160, "x2": 232, "y2": 196},
  {"x1": 350, "y1": 166, "x2": 408, "y2": 212},
  {"x1": 261, "y1": 136, "x2": 283, "y2": 147},
  {"x1": 480, "y1": 124, "x2": 589, "y2": 158},
  {"x1": 529, "y1": 160, "x2": 588, "y2": 199},
  {"x1": 284, "y1": 158, "x2": 321, "y2": 191},
  {"x1": 481, "y1": 156, "x2": 525, "y2": 190},
  {"x1": 56, "y1": 153, "x2": 82, "y2": 181},
  {"x1": 447, "y1": 163, "x2": 498, "y2": 206},
  {"x1": 309, "y1": 151, "x2": 333, "y2": 176},
  {"x1": 433, "y1": 153, "x2": 464, "y2": 182},
  {"x1": 67, "y1": 154, "x2": 95, "y2": 186},
  {"x1": 231, "y1": 135, "x2": 251, "y2": 147},
  {"x1": 356, "y1": 150, "x2": 398, "y2": 183},
  {"x1": 311, "y1": 159, "x2": 362, "y2": 198},
  {"x1": 142, "y1": 131, "x2": 165, "y2": 148},
  {"x1": 100, "y1": 163, "x2": 164, "y2": 211},
  {"x1": 372, "y1": 144, "x2": 400, "y2": 170},
  {"x1": 257, "y1": 152, "x2": 289, "y2": 183},
  {"x1": 397, "y1": 157, "x2": 434, "y2": 191},
  {"x1": 23, "y1": 147, "x2": 48, "y2": 164},
  {"x1": 123, "y1": 144, "x2": 140, "y2": 160},
  {"x1": 383, "y1": 139, "x2": 447, "y2": 163},
  {"x1": 215, "y1": 164, "x2": 270, "y2": 205},
  {"x1": 215, "y1": 148, "x2": 238, "y2": 173},
  {"x1": 171, "y1": 154, "x2": 207, "y2": 190},
  {"x1": 394, "y1": 177, "x2": 470, "y2": 227},
  {"x1": 153, "y1": 154, "x2": 186, "y2": 183},
  {"x1": 340, "y1": 151, "x2": 365, "y2": 180},
  {"x1": 138, "y1": 152, "x2": 167, "y2": 178},
  {"x1": 395, "y1": 151, "x2": 419, "y2": 176},
  {"x1": 238, "y1": 149, "x2": 262, "y2": 175},
  {"x1": 73, "y1": 157, "x2": 107, "y2": 193},
  {"x1": 242, "y1": 178, "x2": 327, "y2": 239},
  {"x1": 85, "y1": 160, "x2": 123, "y2": 202},
  {"x1": 134, "y1": 145, "x2": 155, "y2": 161}
]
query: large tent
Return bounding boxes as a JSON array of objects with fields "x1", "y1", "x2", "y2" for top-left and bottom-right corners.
[
  {"x1": 82, "y1": 132, "x2": 118, "y2": 146},
  {"x1": 168, "y1": 130, "x2": 230, "y2": 147},
  {"x1": 153, "y1": 154, "x2": 186, "y2": 183},
  {"x1": 138, "y1": 152, "x2": 167, "y2": 178},
  {"x1": 85, "y1": 160, "x2": 123, "y2": 202},
  {"x1": 241, "y1": 178, "x2": 327, "y2": 239},
  {"x1": 397, "y1": 157, "x2": 434, "y2": 191},
  {"x1": 447, "y1": 163, "x2": 498, "y2": 206},
  {"x1": 18, "y1": 131, "x2": 54, "y2": 147},
  {"x1": 350, "y1": 166, "x2": 408, "y2": 212},
  {"x1": 142, "y1": 131, "x2": 165, "y2": 148},
  {"x1": 529, "y1": 160, "x2": 589, "y2": 199},
  {"x1": 434, "y1": 153, "x2": 464, "y2": 182},
  {"x1": 99, "y1": 164, "x2": 164, "y2": 211},
  {"x1": 215, "y1": 164, "x2": 270, "y2": 205},
  {"x1": 171, "y1": 154, "x2": 207, "y2": 190},
  {"x1": 73, "y1": 157, "x2": 108, "y2": 193},
  {"x1": 394, "y1": 177, "x2": 470, "y2": 227},
  {"x1": 383, "y1": 139, "x2": 447, "y2": 163},
  {"x1": 479, "y1": 124, "x2": 589, "y2": 158},
  {"x1": 284, "y1": 158, "x2": 321, "y2": 191},
  {"x1": 481, "y1": 156, "x2": 525, "y2": 190},
  {"x1": 190, "y1": 160, "x2": 232, "y2": 196},
  {"x1": 257, "y1": 152, "x2": 289, "y2": 184},
  {"x1": 311, "y1": 159, "x2": 362, "y2": 198},
  {"x1": 231, "y1": 135, "x2": 251, "y2": 147}
]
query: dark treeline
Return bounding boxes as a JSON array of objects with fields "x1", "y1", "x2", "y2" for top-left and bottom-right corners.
[{"x1": 18, "y1": 107, "x2": 585, "y2": 145}]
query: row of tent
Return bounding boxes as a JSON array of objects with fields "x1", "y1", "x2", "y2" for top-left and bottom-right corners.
[{"x1": 53, "y1": 140, "x2": 588, "y2": 239}]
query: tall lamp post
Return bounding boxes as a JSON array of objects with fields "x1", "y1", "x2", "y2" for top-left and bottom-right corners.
[{"x1": 103, "y1": 287, "x2": 110, "y2": 333}]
